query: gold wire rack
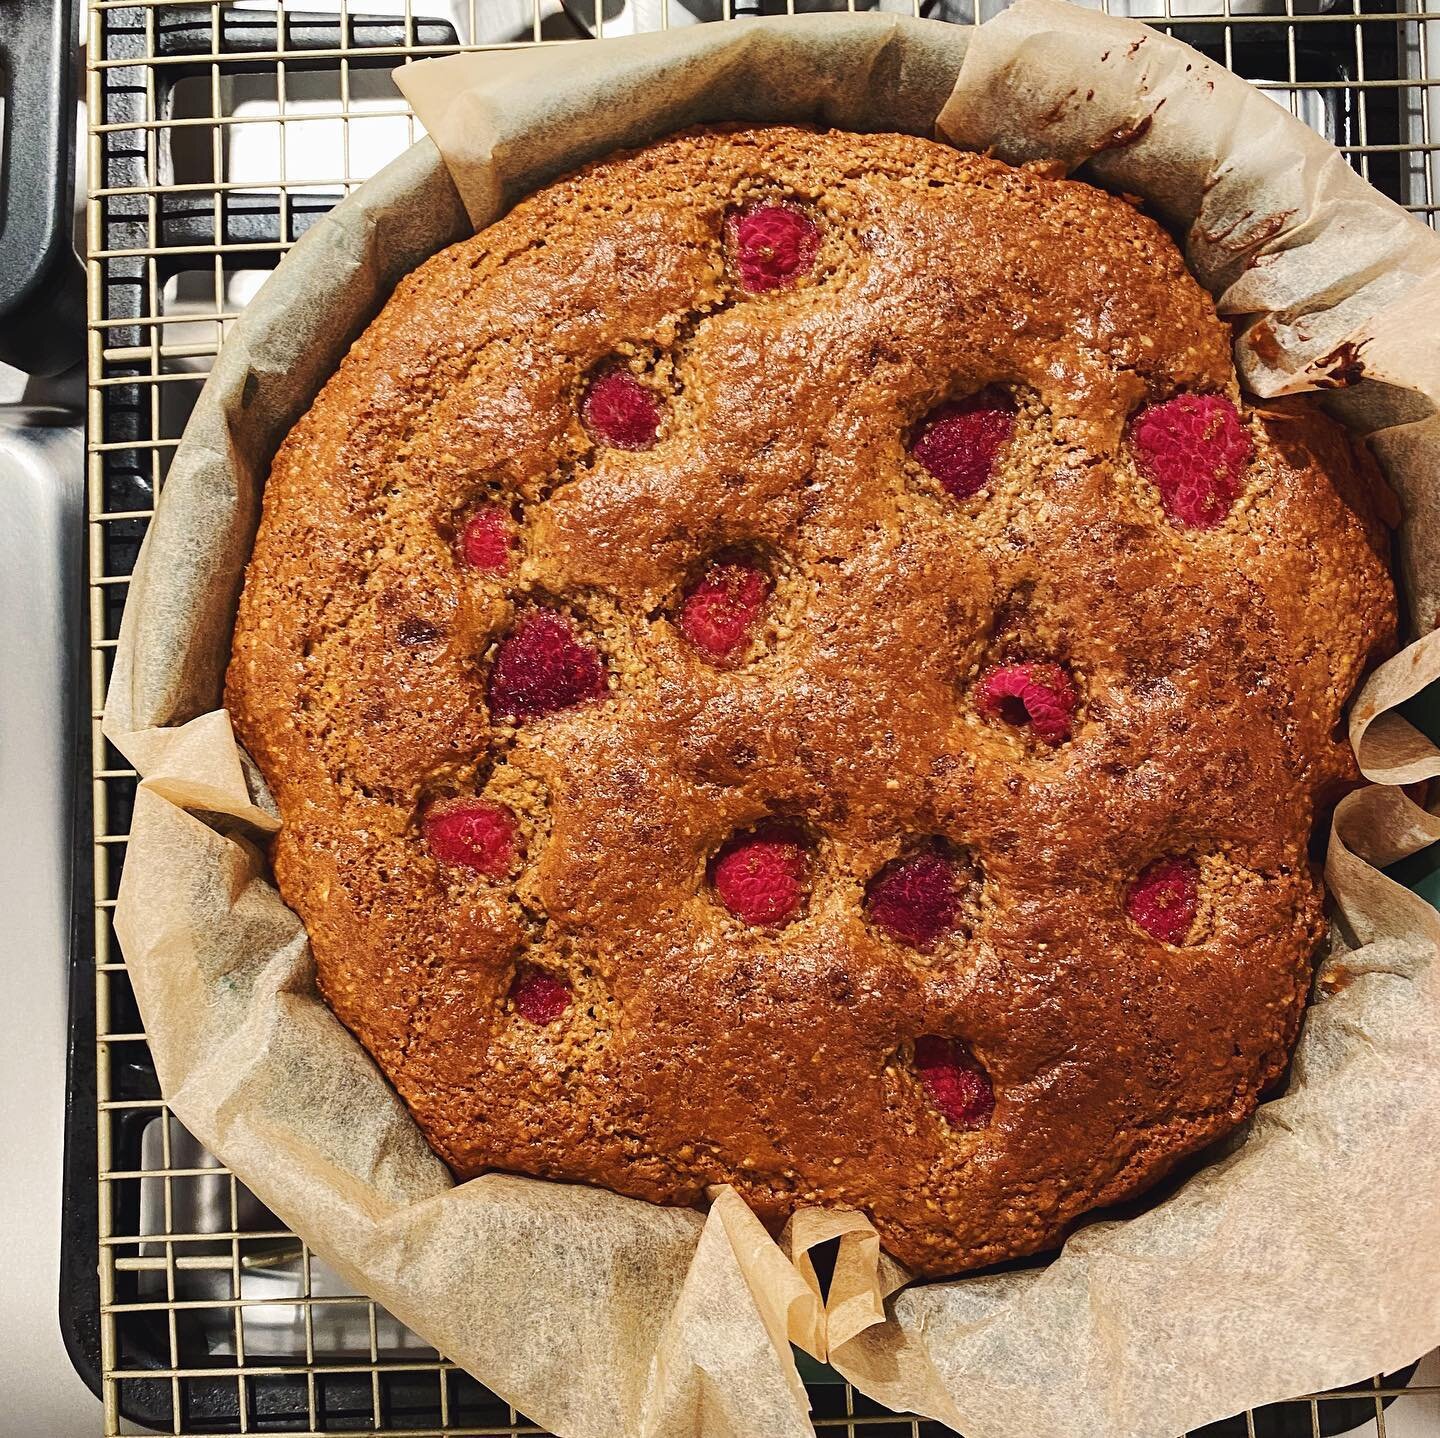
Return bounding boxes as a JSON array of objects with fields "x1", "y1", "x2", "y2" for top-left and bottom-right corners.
[{"x1": 82, "y1": 0, "x2": 1440, "y2": 1434}]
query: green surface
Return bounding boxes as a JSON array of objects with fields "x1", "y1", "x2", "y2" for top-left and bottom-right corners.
[{"x1": 795, "y1": 1349, "x2": 838, "y2": 1385}]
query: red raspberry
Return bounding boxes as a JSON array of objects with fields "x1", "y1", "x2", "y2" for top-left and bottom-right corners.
[
  {"x1": 1127, "y1": 857, "x2": 1200, "y2": 944},
  {"x1": 866, "y1": 852, "x2": 963, "y2": 952},
  {"x1": 509, "y1": 967, "x2": 572, "y2": 1025},
  {"x1": 914, "y1": 1036, "x2": 994, "y2": 1130},
  {"x1": 976, "y1": 661, "x2": 1077, "y2": 745},
  {"x1": 712, "y1": 827, "x2": 809, "y2": 927},
  {"x1": 459, "y1": 504, "x2": 513, "y2": 574},
  {"x1": 678, "y1": 562, "x2": 771, "y2": 660},
  {"x1": 581, "y1": 369, "x2": 662, "y2": 451},
  {"x1": 911, "y1": 389, "x2": 1016, "y2": 500},
  {"x1": 424, "y1": 798, "x2": 518, "y2": 877},
  {"x1": 1129, "y1": 393, "x2": 1253, "y2": 529},
  {"x1": 489, "y1": 609, "x2": 606, "y2": 721},
  {"x1": 727, "y1": 204, "x2": 820, "y2": 293}
]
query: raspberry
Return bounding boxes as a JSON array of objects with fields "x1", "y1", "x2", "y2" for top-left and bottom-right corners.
[
  {"x1": 1129, "y1": 393, "x2": 1253, "y2": 529},
  {"x1": 1127, "y1": 857, "x2": 1200, "y2": 944},
  {"x1": 678, "y1": 562, "x2": 771, "y2": 660},
  {"x1": 581, "y1": 369, "x2": 662, "y2": 451},
  {"x1": 712, "y1": 828, "x2": 809, "y2": 927},
  {"x1": 509, "y1": 967, "x2": 572, "y2": 1025},
  {"x1": 911, "y1": 389, "x2": 1016, "y2": 500},
  {"x1": 459, "y1": 504, "x2": 513, "y2": 573},
  {"x1": 866, "y1": 851, "x2": 963, "y2": 952},
  {"x1": 489, "y1": 609, "x2": 606, "y2": 721},
  {"x1": 727, "y1": 204, "x2": 820, "y2": 293},
  {"x1": 914, "y1": 1036, "x2": 994, "y2": 1130},
  {"x1": 976, "y1": 661, "x2": 1077, "y2": 745},
  {"x1": 424, "y1": 798, "x2": 518, "y2": 877}
]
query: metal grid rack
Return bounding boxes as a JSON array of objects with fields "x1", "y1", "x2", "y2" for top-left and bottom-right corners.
[{"x1": 75, "y1": 0, "x2": 1439, "y2": 1434}]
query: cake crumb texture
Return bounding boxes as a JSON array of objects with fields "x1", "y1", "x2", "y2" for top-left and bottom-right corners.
[{"x1": 226, "y1": 126, "x2": 1397, "y2": 1276}]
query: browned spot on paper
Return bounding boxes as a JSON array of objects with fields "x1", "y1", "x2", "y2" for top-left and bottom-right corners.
[
  {"x1": 1248, "y1": 319, "x2": 1284, "y2": 367},
  {"x1": 1040, "y1": 89, "x2": 1078, "y2": 125},
  {"x1": 1212, "y1": 209, "x2": 1296, "y2": 257},
  {"x1": 1320, "y1": 965, "x2": 1356, "y2": 994},
  {"x1": 1094, "y1": 112, "x2": 1153, "y2": 153},
  {"x1": 1202, "y1": 209, "x2": 1254, "y2": 245},
  {"x1": 1312, "y1": 339, "x2": 1368, "y2": 389},
  {"x1": 1238, "y1": 210, "x2": 1297, "y2": 261}
]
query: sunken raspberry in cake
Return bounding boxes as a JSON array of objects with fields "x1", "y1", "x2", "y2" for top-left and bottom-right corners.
[{"x1": 225, "y1": 126, "x2": 1397, "y2": 1276}]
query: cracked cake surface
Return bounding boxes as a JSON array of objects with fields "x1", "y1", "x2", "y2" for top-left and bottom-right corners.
[{"x1": 225, "y1": 124, "x2": 1397, "y2": 1276}]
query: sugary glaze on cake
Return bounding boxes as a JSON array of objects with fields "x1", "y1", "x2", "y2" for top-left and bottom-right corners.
[{"x1": 226, "y1": 126, "x2": 1396, "y2": 1276}]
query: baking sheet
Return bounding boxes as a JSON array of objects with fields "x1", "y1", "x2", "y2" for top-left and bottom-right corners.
[{"x1": 105, "y1": 8, "x2": 1440, "y2": 1437}]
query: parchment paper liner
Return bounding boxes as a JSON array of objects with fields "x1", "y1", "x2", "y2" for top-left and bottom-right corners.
[{"x1": 104, "y1": 7, "x2": 1440, "y2": 1437}]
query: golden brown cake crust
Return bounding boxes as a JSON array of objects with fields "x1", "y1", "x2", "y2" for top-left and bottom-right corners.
[{"x1": 225, "y1": 126, "x2": 1396, "y2": 1276}]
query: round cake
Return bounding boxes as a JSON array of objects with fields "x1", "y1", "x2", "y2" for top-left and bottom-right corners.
[{"x1": 226, "y1": 125, "x2": 1397, "y2": 1276}]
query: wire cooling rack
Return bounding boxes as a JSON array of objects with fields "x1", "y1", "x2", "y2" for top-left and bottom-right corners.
[{"x1": 75, "y1": 0, "x2": 1440, "y2": 1434}]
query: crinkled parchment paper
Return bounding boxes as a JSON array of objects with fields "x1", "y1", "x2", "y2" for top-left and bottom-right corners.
[{"x1": 104, "y1": 7, "x2": 1440, "y2": 1437}]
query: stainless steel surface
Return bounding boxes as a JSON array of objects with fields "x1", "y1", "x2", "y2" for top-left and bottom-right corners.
[
  {"x1": 83, "y1": 0, "x2": 1440, "y2": 1433},
  {"x1": 132, "y1": 1124, "x2": 431, "y2": 1361},
  {"x1": 0, "y1": 370, "x2": 102, "y2": 1436}
]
